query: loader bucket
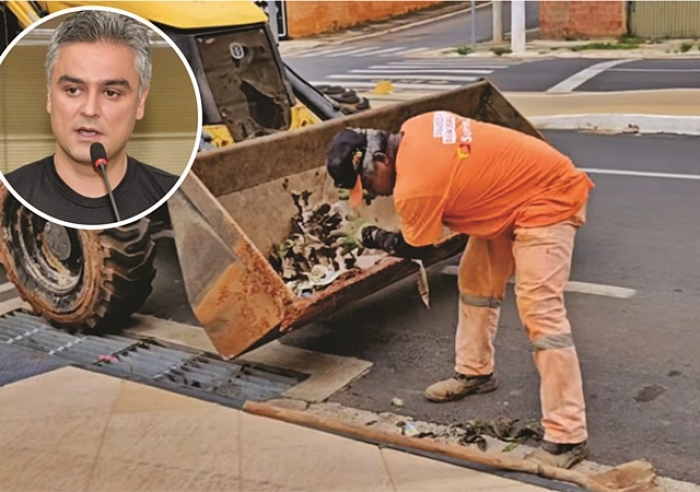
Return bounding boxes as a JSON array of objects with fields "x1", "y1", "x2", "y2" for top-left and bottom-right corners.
[{"x1": 169, "y1": 79, "x2": 545, "y2": 359}]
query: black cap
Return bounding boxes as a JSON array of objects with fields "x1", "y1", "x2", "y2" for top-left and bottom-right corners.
[{"x1": 326, "y1": 129, "x2": 367, "y2": 190}]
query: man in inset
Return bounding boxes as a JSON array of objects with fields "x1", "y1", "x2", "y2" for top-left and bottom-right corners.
[
  {"x1": 4, "y1": 9, "x2": 178, "y2": 225},
  {"x1": 324, "y1": 111, "x2": 595, "y2": 469}
]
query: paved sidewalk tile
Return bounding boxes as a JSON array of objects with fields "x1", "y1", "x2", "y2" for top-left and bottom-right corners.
[
  {"x1": 0, "y1": 367, "x2": 558, "y2": 492},
  {"x1": 381, "y1": 448, "x2": 549, "y2": 492},
  {"x1": 240, "y1": 411, "x2": 393, "y2": 491}
]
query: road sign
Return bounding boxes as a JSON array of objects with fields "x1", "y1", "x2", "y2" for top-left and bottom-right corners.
[{"x1": 254, "y1": 0, "x2": 288, "y2": 40}]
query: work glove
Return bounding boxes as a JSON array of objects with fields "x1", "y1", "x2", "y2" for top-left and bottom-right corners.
[
  {"x1": 359, "y1": 225, "x2": 441, "y2": 261},
  {"x1": 360, "y1": 225, "x2": 398, "y2": 253}
]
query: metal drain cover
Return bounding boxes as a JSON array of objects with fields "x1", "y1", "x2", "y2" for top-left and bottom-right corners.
[{"x1": 0, "y1": 310, "x2": 308, "y2": 407}]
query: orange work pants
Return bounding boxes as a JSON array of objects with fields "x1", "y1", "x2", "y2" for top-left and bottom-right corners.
[{"x1": 454, "y1": 209, "x2": 588, "y2": 444}]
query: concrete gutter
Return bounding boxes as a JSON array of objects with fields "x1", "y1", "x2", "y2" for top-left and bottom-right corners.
[
  {"x1": 506, "y1": 89, "x2": 700, "y2": 135},
  {"x1": 530, "y1": 114, "x2": 700, "y2": 136},
  {"x1": 363, "y1": 89, "x2": 700, "y2": 135}
]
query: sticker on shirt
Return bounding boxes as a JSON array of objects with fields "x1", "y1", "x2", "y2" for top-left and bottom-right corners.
[
  {"x1": 432, "y1": 112, "x2": 456, "y2": 144},
  {"x1": 457, "y1": 118, "x2": 473, "y2": 159}
]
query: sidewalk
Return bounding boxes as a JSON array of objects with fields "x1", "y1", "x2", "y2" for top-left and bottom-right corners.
[{"x1": 0, "y1": 366, "x2": 553, "y2": 492}]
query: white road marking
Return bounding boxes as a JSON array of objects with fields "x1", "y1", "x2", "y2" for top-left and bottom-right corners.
[
  {"x1": 581, "y1": 168, "x2": 700, "y2": 181},
  {"x1": 0, "y1": 282, "x2": 17, "y2": 294},
  {"x1": 441, "y1": 266, "x2": 637, "y2": 299},
  {"x1": 326, "y1": 46, "x2": 378, "y2": 57},
  {"x1": 383, "y1": 62, "x2": 512, "y2": 69},
  {"x1": 608, "y1": 68, "x2": 700, "y2": 72},
  {"x1": 309, "y1": 81, "x2": 461, "y2": 91},
  {"x1": 546, "y1": 59, "x2": 638, "y2": 93},
  {"x1": 353, "y1": 47, "x2": 406, "y2": 57},
  {"x1": 564, "y1": 281, "x2": 637, "y2": 299},
  {"x1": 295, "y1": 46, "x2": 357, "y2": 57},
  {"x1": 350, "y1": 68, "x2": 493, "y2": 75},
  {"x1": 327, "y1": 73, "x2": 479, "y2": 82}
]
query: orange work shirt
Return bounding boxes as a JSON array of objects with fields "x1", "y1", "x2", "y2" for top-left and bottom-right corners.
[{"x1": 393, "y1": 111, "x2": 595, "y2": 246}]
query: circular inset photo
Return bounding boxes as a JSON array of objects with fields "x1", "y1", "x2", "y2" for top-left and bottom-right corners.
[{"x1": 0, "y1": 6, "x2": 201, "y2": 229}]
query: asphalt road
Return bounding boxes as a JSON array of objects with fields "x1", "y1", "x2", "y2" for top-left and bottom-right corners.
[{"x1": 153, "y1": 130, "x2": 700, "y2": 485}]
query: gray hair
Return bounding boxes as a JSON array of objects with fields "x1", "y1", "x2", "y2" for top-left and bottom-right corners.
[{"x1": 45, "y1": 10, "x2": 152, "y2": 98}]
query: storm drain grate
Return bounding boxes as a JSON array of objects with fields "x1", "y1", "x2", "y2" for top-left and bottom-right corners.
[{"x1": 0, "y1": 310, "x2": 308, "y2": 407}]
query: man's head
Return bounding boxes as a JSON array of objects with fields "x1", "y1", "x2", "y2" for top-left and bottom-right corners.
[
  {"x1": 326, "y1": 128, "x2": 398, "y2": 208},
  {"x1": 45, "y1": 10, "x2": 152, "y2": 168}
]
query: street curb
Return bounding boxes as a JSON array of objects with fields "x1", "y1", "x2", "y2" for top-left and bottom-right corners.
[{"x1": 529, "y1": 114, "x2": 700, "y2": 136}]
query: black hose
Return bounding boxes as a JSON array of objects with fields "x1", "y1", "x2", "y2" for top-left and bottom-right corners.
[{"x1": 283, "y1": 62, "x2": 345, "y2": 121}]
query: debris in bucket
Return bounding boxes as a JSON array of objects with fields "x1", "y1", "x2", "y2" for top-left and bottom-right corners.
[{"x1": 268, "y1": 190, "x2": 384, "y2": 297}]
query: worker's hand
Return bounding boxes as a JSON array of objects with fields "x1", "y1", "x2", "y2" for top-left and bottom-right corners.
[
  {"x1": 360, "y1": 225, "x2": 382, "y2": 249},
  {"x1": 360, "y1": 225, "x2": 397, "y2": 253}
]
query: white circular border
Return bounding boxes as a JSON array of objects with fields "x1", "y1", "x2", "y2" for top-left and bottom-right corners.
[{"x1": 0, "y1": 4, "x2": 203, "y2": 231}]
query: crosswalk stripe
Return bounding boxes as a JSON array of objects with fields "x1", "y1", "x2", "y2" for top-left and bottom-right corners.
[
  {"x1": 295, "y1": 46, "x2": 356, "y2": 57},
  {"x1": 350, "y1": 68, "x2": 493, "y2": 75},
  {"x1": 327, "y1": 73, "x2": 480, "y2": 82},
  {"x1": 384, "y1": 61, "x2": 514, "y2": 68},
  {"x1": 353, "y1": 46, "x2": 407, "y2": 57},
  {"x1": 309, "y1": 81, "x2": 461, "y2": 91},
  {"x1": 289, "y1": 46, "x2": 437, "y2": 58},
  {"x1": 368, "y1": 65, "x2": 505, "y2": 71},
  {"x1": 327, "y1": 46, "x2": 378, "y2": 57},
  {"x1": 284, "y1": 44, "x2": 527, "y2": 61}
]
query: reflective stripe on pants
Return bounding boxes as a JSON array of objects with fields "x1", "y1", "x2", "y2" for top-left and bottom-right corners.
[{"x1": 455, "y1": 234, "x2": 513, "y2": 377}]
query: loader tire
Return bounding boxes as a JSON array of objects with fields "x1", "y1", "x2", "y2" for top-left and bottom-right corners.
[
  {"x1": 0, "y1": 188, "x2": 156, "y2": 332},
  {"x1": 316, "y1": 84, "x2": 372, "y2": 115}
]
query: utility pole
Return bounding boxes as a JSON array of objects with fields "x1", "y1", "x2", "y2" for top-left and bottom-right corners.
[
  {"x1": 267, "y1": 0, "x2": 279, "y2": 43},
  {"x1": 492, "y1": 0, "x2": 503, "y2": 43},
  {"x1": 511, "y1": 0, "x2": 526, "y2": 54},
  {"x1": 470, "y1": 0, "x2": 477, "y2": 50}
]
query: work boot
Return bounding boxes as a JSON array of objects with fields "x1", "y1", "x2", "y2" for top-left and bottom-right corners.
[
  {"x1": 526, "y1": 440, "x2": 588, "y2": 469},
  {"x1": 424, "y1": 373, "x2": 498, "y2": 402}
]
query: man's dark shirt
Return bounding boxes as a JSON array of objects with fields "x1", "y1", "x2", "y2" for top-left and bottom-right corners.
[{"x1": 4, "y1": 155, "x2": 179, "y2": 225}]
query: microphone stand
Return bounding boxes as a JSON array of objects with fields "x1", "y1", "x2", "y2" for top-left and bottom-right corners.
[{"x1": 97, "y1": 163, "x2": 121, "y2": 222}]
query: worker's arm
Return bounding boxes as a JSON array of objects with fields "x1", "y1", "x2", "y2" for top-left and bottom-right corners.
[{"x1": 360, "y1": 225, "x2": 438, "y2": 260}]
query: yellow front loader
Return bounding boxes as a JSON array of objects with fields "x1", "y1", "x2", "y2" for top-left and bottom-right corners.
[{"x1": 0, "y1": 1, "x2": 544, "y2": 358}]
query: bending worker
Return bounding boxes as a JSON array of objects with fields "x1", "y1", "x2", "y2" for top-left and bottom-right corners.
[{"x1": 325, "y1": 111, "x2": 595, "y2": 469}]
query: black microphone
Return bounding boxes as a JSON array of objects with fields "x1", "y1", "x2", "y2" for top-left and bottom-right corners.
[{"x1": 90, "y1": 142, "x2": 121, "y2": 222}]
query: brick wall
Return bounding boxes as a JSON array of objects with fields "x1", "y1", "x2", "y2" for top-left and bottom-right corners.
[
  {"x1": 285, "y1": 0, "x2": 443, "y2": 38},
  {"x1": 540, "y1": 1, "x2": 628, "y2": 39}
]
